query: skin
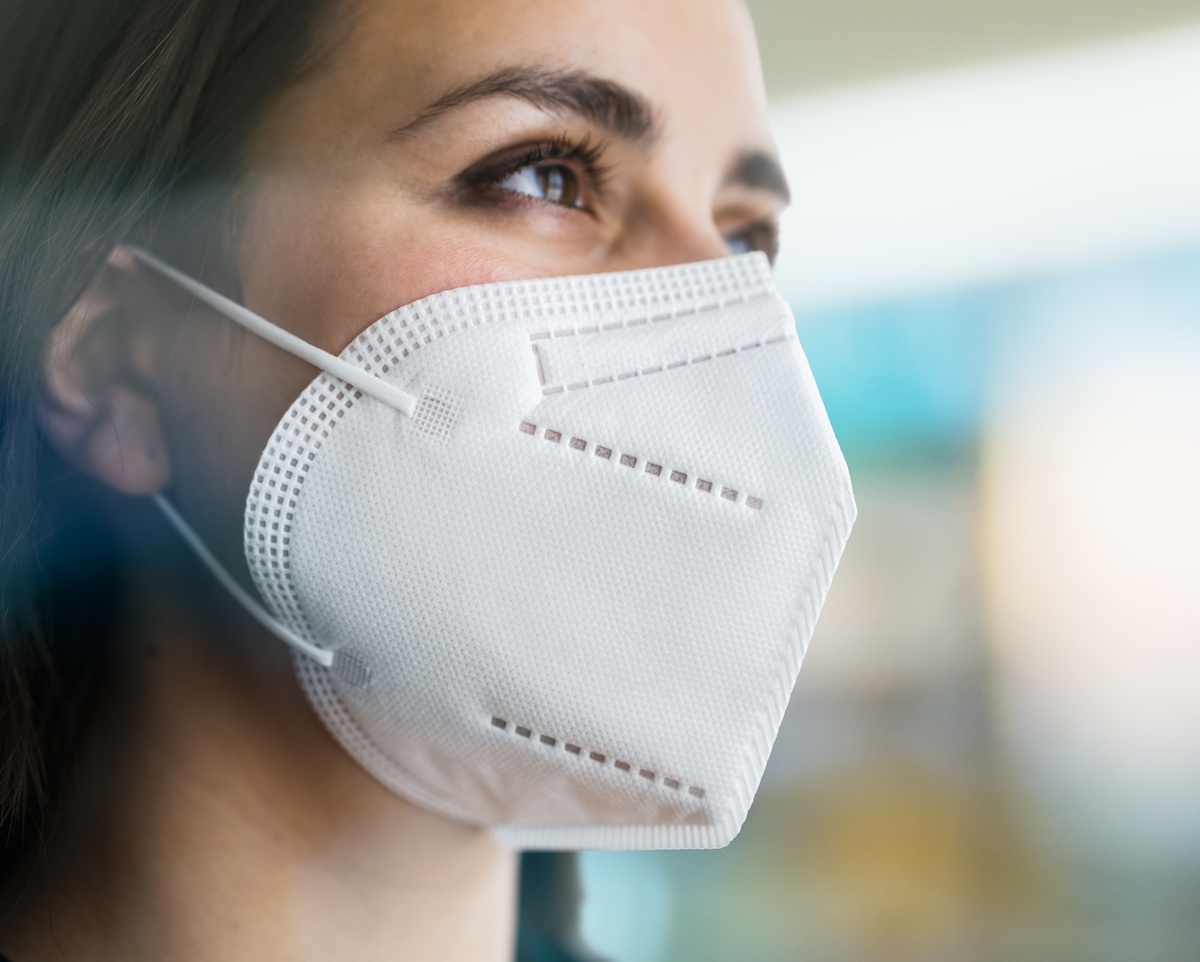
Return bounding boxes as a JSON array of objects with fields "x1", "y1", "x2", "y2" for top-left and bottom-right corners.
[{"x1": 9, "y1": 0, "x2": 786, "y2": 959}]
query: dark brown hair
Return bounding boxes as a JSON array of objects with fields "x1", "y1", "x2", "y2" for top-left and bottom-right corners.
[
  {"x1": 0, "y1": 5, "x2": 592, "y2": 955},
  {"x1": 0, "y1": 0, "x2": 331, "y2": 863}
]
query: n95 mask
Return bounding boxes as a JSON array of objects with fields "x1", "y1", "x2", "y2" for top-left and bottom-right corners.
[{"x1": 134, "y1": 249, "x2": 855, "y2": 851}]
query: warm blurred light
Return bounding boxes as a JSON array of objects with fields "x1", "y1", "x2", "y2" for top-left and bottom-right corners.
[
  {"x1": 769, "y1": 25, "x2": 1200, "y2": 311},
  {"x1": 982, "y1": 316, "x2": 1200, "y2": 856}
]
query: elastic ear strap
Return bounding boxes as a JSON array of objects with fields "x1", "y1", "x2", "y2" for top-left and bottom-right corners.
[
  {"x1": 127, "y1": 247, "x2": 419, "y2": 417},
  {"x1": 152, "y1": 494, "x2": 335, "y2": 667}
]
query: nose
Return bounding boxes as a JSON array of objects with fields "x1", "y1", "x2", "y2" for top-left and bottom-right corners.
[{"x1": 607, "y1": 213, "x2": 734, "y2": 273}]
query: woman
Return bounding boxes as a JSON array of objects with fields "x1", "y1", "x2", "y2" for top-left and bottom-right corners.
[{"x1": 0, "y1": 0, "x2": 844, "y2": 958}]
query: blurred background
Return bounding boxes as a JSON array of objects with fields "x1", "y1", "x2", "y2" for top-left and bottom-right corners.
[{"x1": 577, "y1": 2, "x2": 1200, "y2": 959}]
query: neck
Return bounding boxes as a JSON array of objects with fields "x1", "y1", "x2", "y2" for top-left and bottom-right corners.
[{"x1": 1, "y1": 569, "x2": 516, "y2": 962}]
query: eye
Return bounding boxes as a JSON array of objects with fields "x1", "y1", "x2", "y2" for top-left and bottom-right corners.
[
  {"x1": 723, "y1": 221, "x2": 780, "y2": 263},
  {"x1": 456, "y1": 135, "x2": 608, "y2": 215},
  {"x1": 496, "y1": 163, "x2": 583, "y2": 209}
]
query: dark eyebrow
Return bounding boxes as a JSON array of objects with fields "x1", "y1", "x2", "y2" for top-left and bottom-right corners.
[
  {"x1": 389, "y1": 66, "x2": 660, "y2": 144},
  {"x1": 725, "y1": 150, "x2": 791, "y2": 206}
]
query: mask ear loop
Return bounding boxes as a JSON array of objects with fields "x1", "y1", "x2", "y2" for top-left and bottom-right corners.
[
  {"x1": 126, "y1": 246, "x2": 421, "y2": 416},
  {"x1": 152, "y1": 494, "x2": 335, "y2": 668},
  {"x1": 125, "y1": 246, "x2": 419, "y2": 672}
]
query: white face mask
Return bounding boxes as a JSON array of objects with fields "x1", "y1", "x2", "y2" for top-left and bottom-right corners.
[{"x1": 132, "y1": 248, "x2": 855, "y2": 851}]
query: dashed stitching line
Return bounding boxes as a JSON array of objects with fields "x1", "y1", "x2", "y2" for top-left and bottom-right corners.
[
  {"x1": 528, "y1": 290, "x2": 771, "y2": 341},
  {"x1": 537, "y1": 332, "x2": 792, "y2": 396},
  {"x1": 517, "y1": 421, "x2": 763, "y2": 510},
  {"x1": 490, "y1": 716, "x2": 706, "y2": 799}
]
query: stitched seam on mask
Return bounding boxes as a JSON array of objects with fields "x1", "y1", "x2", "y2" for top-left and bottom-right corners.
[
  {"x1": 341, "y1": 256, "x2": 775, "y2": 380},
  {"x1": 489, "y1": 716, "x2": 707, "y2": 800},
  {"x1": 517, "y1": 421, "x2": 764, "y2": 510},
  {"x1": 537, "y1": 332, "x2": 793, "y2": 397},
  {"x1": 526, "y1": 289, "x2": 772, "y2": 341}
]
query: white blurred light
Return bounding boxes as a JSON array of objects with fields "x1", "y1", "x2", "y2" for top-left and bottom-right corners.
[
  {"x1": 982, "y1": 324, "x2": 1200, "y2": 857},
  {"x1": 770, "y1": 25, "x2": 1200, "y2": 311}
]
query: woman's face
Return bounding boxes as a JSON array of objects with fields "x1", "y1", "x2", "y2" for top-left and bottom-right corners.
[
  {"x1": 129, "y1": 0, "x2": 786, "y2": 567},
  {"x1": 237, "y1": 0, "x2": 782, "y2": 340}
]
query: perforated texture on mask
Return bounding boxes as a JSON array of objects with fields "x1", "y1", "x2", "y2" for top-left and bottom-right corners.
[
  {"x1": 244, "y1": 382, "x2": 362, "y2": 643},
  {"x1": 411, "y1": 388, "x2": 460, "y2": 440},
  {"x1": 245, "y1": 253, "x2": 856, "y2": 850}
]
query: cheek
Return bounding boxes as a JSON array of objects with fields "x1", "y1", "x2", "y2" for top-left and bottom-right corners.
[{"x1": 237, "y1": 179, "x2": 536, "y2": 358}]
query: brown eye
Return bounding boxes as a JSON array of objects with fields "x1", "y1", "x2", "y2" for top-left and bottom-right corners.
[
  {"x1": 536, "y1": 165, "x2": 580, "y2": 207},
  {"x1": 498, "y1": 163, "x2": 584, "y2": 209}
]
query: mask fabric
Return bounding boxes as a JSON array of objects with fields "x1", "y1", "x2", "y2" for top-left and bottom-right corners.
[{"x1": 133, "y1": 249, "x2": 856, "y2": 851}]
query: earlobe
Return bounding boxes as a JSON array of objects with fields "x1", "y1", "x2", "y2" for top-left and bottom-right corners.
[{"x1": 37, "y1": 247, "x2": 173, "y2": 495}]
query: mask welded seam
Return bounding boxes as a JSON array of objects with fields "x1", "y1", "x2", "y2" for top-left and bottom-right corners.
[
  {"x1": 517, "y1": 421, "x2": 764, "y2": 510},
  {"x1": 490, "y1": 716, "x2": 707, "y2": 800},
  {"x1": 538, "y1": 332, "x2": 794, "y2": 396},
  {"x1": 528, "y1": 288, "x2": 773, "y2": 341}
]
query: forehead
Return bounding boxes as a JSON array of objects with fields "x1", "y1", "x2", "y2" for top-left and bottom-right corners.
[{"x1": 272, "y1": 0, "x2": 771, "y2": 157}]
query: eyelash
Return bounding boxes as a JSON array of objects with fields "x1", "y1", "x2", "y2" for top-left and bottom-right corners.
[
  {"x1": 456, "y1": 135, "x2": 781, "y2": 262},
  {"x1": 726, "y1": 221, "x2": 781, "y2": 264},
  {"x1": 459, "y1": 134, "x2": 611, "y2": 209}
]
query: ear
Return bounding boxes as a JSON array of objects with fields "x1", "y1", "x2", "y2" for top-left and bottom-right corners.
[{"x1": 38, "y1": 246, "x2": 172, "y2": 495}]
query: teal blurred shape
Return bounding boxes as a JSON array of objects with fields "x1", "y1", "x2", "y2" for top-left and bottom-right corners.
[
  {"x1": 793, "y1": 244, "x2": 1200, "y2": 455},
  {"x1": 579, "y1": 851, "x2": 672, "y2": 962},
  {"x1": 794, "y1": 288, "x2": 997, "y2": 452}
]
